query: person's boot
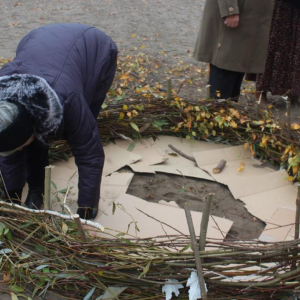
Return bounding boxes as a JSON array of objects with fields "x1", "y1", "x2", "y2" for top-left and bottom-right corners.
[
  {"x1": 77, "y1": 207, "x2": 98, "y2": 220},
  {"x1": 25, "y1": 190, "x2": 43, "y2": 210}
]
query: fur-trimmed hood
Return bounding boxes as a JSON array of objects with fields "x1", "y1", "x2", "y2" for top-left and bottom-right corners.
[{"x1": 0, "y1": 74, "x2": 63, "y2": 143}]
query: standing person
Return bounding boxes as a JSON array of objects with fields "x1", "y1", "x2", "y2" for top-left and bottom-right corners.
[
  {"x1": 0, "y1": 23, "x2": 118, "y2": 220},
  {"x1": 251, "y1": 0, "x2": 300, "y2": 104},
  {"x1": 193, "y1": 0, "x2": 274, "y2": 100}
]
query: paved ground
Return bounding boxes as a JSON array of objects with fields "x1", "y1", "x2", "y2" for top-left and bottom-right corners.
[{"x1": 0, "y1": 0, "x2": 204, "y2": 62}]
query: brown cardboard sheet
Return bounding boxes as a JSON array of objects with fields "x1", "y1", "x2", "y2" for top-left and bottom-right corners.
[
  {"x1": 150, "y1": 136, "x2": 229, "y2": 180},
  {"x1": 96, "y1": 193, "x2": 233, "y2": 249},
  {"x1": 115, "y1": 138, "x2": 168, "y2": 173},
  {"x1": 228, "y1": 170, "x2": 291, "y2": 200},
  {"x1": 259, "y1": 208, "x2": 295, "y2": 242},
  {"x1": 103, "y1": 143, "x2": 142, "y2": 176}
]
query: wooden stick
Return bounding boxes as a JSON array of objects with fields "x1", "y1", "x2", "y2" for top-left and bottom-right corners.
[
  {"x1": 199, "y1": 193, "x2": 214, "y2": 252},
  {"x1": 295, "y1": 185, "x2": 300, "y2": 240},
  {"x1": 61, "y1": 186, "x2": 71, "y2": 215},
  {"x1": 286, "y1": 98, "x2": 291, "y2": 139},
  {"x1": 213, "y1": 159, "x2": 227, "y2": 174},
  {"x1": 168, "y1": 144, "x2": 196, "y2": 162},
  {"x1": 0, "y1": 200, "x2": 104, "y2": 231},
  {"x1": 184, "y1": 205, "x2": 207, "y2": 300},
  {"x1": 167, "y1": 78, "x2": 172, "y2": 100},
  {"x1": 206, "y1": 84, "x2": 211, "y2": 100},
  {"x1": 44, "y1": 166, "x2": 53, "y2": 210},
  {"x1": 73, "y1": 214, "x2": 88, "y2": 242}
]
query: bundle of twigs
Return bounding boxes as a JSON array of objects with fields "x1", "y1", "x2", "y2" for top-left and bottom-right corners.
[
  {"x1": 0, "y1": 201, "x2": 299, "y2": 300},
  {"x1": 49, "y1": 97, "x2": 300, "y2": 181}
]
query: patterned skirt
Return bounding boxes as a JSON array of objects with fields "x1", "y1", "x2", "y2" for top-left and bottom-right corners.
[{"x1": 247, "y1": 0, "x2": 300, "y2": 96}]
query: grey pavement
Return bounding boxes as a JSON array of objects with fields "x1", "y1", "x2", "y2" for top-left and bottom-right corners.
[{"x1": 0, "y1": 0, "x2": 205, "y2": 63}]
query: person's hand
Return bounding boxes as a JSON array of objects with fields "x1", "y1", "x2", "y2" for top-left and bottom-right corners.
[{"x1": 224, "y1": 14, "x2": 240, "y2": 28}]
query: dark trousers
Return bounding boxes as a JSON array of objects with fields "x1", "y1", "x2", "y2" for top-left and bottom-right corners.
[
  {"x1": 209, "y1": 64, "x2": 245, "y2": 100},
  {"x1": 4, "y1": 138, "x2": 49, "y2": 200}
]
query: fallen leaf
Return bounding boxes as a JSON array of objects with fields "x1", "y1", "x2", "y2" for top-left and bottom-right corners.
[{"x1": 237, "y1": 161, "x2": 245, "y2": 172}]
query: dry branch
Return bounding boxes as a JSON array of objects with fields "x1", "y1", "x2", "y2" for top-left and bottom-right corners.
[{"x1": 213, "y1": 159, "x2": 227, "y2": 174}]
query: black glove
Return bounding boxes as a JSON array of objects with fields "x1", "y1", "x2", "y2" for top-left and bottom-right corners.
[
  {"x1": 25, "y1": 190, "x2": 43, "y2": 210},
  {"x1": 6, "y1": 189, "x2": 23, "y2": 204},
  {"x1": 77, "y1": 207, "x2": 98, "y2": 220}
]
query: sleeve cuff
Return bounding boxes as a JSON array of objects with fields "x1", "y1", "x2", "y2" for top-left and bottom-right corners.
[{"x1": 218, "y1": 0, "x2": 240, "y2": 18}]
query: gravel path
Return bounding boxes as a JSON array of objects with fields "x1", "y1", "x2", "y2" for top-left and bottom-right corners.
[{"x1": 0, "y1": 0, "x2": 204, "y2": 62}]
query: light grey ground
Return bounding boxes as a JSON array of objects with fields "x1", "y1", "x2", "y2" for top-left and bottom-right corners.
[{"x1": 0, "y1": 0, "x2": 204, "y2": 62}]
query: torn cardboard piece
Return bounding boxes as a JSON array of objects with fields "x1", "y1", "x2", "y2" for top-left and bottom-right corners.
[
  {"x1": 243, "y1": 184, "x2": 297, "y2": 222},
  {"x1": 96, "y1": 193, "x2": 233, "y2": 249},
  {"x1": 259, "y1": 208, "x2": 295, "y2": 242},
  {"x1": 26, "y1": 156, "x2": 134, "y2": 216},
  {"x1": 227, "y1": 168, "x2": 296, "y2": 226},
  {"x1": 150, "y1": 136, "x2": 230, "y2": 180},
  {"x1": 116, "y1": 138, "x2": 168, "y2": 173},
  {"x1": 50, "y1": 171, "x2": 134, "y2": 216},
  {"x1": 99, "y1": 172, "x2": 134, "y2": 215},
  {"x1": 103, "y1": 143, "x2": 142, "y2": 176},
  {"x1": 193, "y1": 145, "x2": 275, "y2": 185},
  {"x1": 228, "y1": 169, "x2": 291, "y2": 200}
]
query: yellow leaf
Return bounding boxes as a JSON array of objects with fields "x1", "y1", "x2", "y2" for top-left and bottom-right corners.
[
  {"x1": 98, "y1": 271, "x2": 104, "y2": 276},
  {"x1": 287, "y1": 176, "x2": 294, "y2": 182},
  {"x1": 132, "y1": 110, "x2": 139, "y2": 117},
  {"x1": 61, "y1": 222, "x2": 68, "y2": 234},
  {"x1": 250, "y1": 145, "x2": 255, "y2": 156},
  {"x1": 229, "y1": 108, "x2": 240, "y2": 119},
  {"x1": 293, "y1": 165, "x2": 299, "y2": 175},
  {"x1": 212, "y1": 130, "x2": 216, "y2": 136},
  {"x1": 260, "y1": 135, "x2": 269, "y2": 147},
  {"x1": 186, "y1": 121, "x2": 192, "y2": 129},
  {"x1": 178, "y1": 122, "x2": 184, "y2": 128},
  {"x1": 131, "y1": 34, "x2": 136, "y2": 38},
  {"x1": 140, "y1": 44, "x2": 145, "y2": 49},
  {"x1": 237, "y1": 161, "x2": 245, "y2": 172},
  {"x1": 230, "y1": 121, "x2": 238, "y2": 128},
  {"x1": 291, "y1": 123, "x2": 300, "y2": 130},
  {"x1": 123, "y1": 104, "x2": 128, "y2": 111},
  {"x1": 119, "y1": 112, "x2": 125, "y2": 120},
  {"x1": 284, "y1": 146, "x2": 291, "y2": 155}
]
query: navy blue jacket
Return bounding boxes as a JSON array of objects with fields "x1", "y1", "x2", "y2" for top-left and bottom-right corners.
[{"x1": 0, "y1": 24, "x2": 118, "y2": 208}]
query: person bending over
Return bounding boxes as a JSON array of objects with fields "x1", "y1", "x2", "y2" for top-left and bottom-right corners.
[{"x1": 0, "y1": 23, "x2": 118, "y2": 220}]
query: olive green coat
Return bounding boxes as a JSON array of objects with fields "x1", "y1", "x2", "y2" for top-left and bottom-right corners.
[{"x1": 193, "y1": 0, "x2": 274, "y2": 73}]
